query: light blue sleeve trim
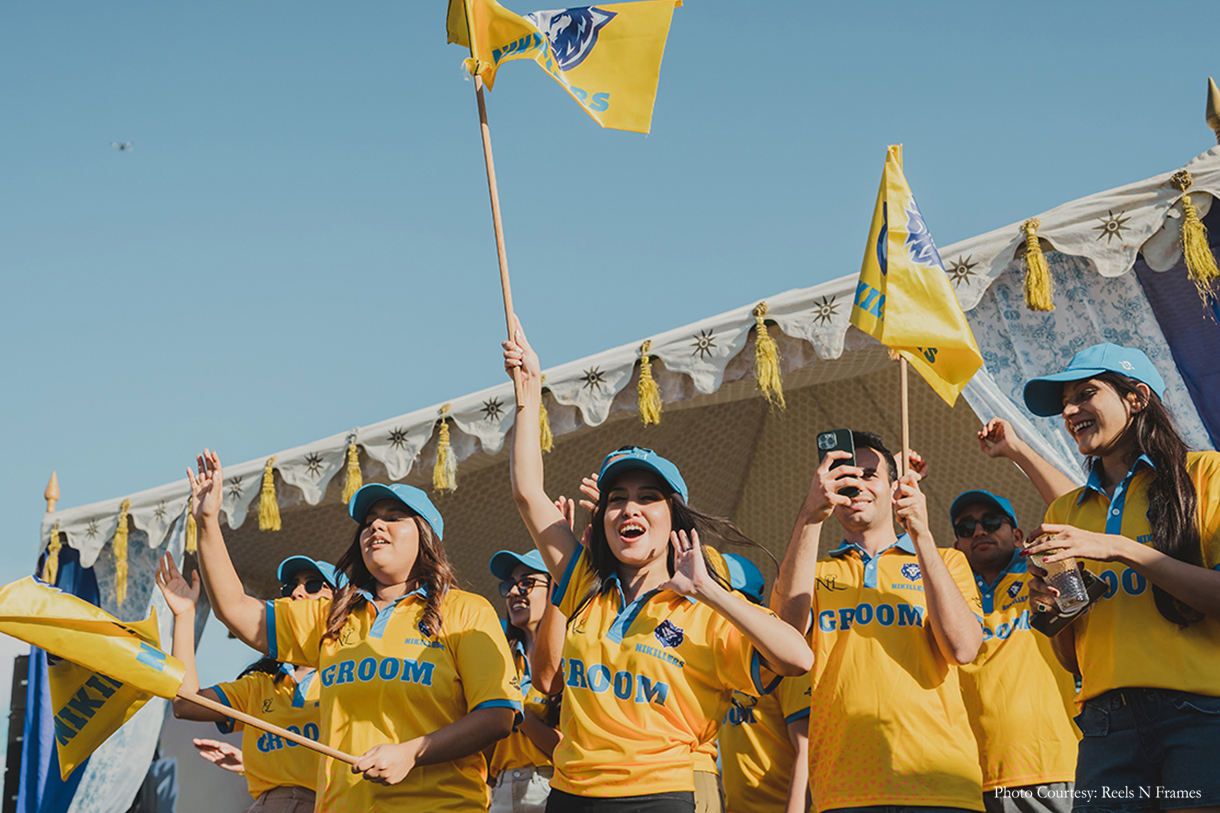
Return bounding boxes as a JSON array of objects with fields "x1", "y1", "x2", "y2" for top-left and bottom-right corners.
[
  {"x1": 784, "y1": 707, "x2": 811, "y2": 725},
  {"x1": 265, "y1": 600, "x2": 279, "y2": 659},
  {"x1": 974, "y1": 613, "x2": 985, "y2": 627},
  {"x1": 552, "y1": 548, "x2": 584, "y2": 608},
  {"x1": 749, "y1": 648, "x2": 782, "y2": 696},
  {"x1": 473, "y1": 697, "x2": 524, "y2": 726},
  {"x1": 209, "y1": 685, "x2": 236, "y2": 735}
]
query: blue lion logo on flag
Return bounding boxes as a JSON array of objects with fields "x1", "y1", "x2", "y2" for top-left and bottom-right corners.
[
  {"x1": 903, "y1": 198, "x2": 946, "y2": 271},
  {"x1": 654, "y1": 619, "x2": 684, "y2": 648},
  {"x1": 900, "y1": 563, "x2": 921, "y2": 582},
  {"x1": 1007, "y1": 581, "x2": 1023, "y2": 599},
  {"x1": 526, "y1": 7, "x2": 617, "y2": 72}
]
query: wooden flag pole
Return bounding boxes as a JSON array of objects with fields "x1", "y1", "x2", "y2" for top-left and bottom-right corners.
[
  {"x1": 899, "y1": 357, "x2": 911, "y2": 478},
  {"x1": 177, "y1": 691, "x2": 359, "y2": 765},
  {"x1": 474, "y1": 74, "x2": 526, "y2": 409}
]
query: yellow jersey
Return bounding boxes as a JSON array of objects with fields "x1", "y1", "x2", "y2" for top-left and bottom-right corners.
[
  {"x1": 551, "y1": 548, "x2": 777, "y2": 798},
  {"x1": 1044, "y1": 450, "x2": 1220, "y2": 703},
  {"x1": 720, "y1": 672, "x2": 810, "y2": 813},
  {"x1": 809, "y1": 534, "x2": 984, "y2": 813},
  {"x1": 488, "y1": 642, "x2": 553, "y2": 777},
  {"x1": 210, "y1": 664, "x2": 322, "y2": 799},
  {"x1": 269, "y1": 587, "x2": 521, "y2": 813},
  {"x1": 958, "y1": 552, "x2": 1079, "y2": 791}
]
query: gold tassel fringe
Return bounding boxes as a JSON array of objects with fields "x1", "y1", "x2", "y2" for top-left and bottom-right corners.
[
  {"x1": 752, "y1": 302, "x2": 786, "y2": 409},
  {"x1": 259, "y1": 456, "x2": 281, "y2": 531},
  {"x1": 185, "y1": 498, "x2": 197, "y2": 553},
  {"x1": 1022, "y1": 218, "x2": 1054, "y2": 311},
  {"x1": 539, "y1": 376, "x2": 554, "y2": 453},
  {"x1": 44, "y1": 522, "x2": 62, "y2": 586},
  {"x1": 1170, "y1": 170, "x2": 1219, "y2": 303},
  {"x1": 114, "y1": 499, "x2": 130, "y2": 605},
  {"x1": 433, "y1": 406, "x2": 457, "y2": 493},
  {"x1": 637, "y1": 341, "x2": 662, "y2": 426},
  {"x1": 341, "y1": 440, "x2": 362, "y2": 505}
]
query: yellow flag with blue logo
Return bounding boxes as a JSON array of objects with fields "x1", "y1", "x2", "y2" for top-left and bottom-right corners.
[
  {"x1": 850, "y1": 146, "x2": 983, "y2": 406},
  {"x1": 0, "y1": 577, "x2": 185, "y2": 778},
  {"x1": 446, "y1": 0, "x2": 680, "y2": 133}
]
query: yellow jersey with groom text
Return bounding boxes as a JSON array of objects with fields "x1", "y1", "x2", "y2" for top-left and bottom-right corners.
[
  {"x1": 269, "y1": 588, "x2": 521, "y2": 813},
  {"x1": 809, "y1": 534, "x2": 984, "y2": 813},
  {"x1": 551, "y1": 548, "x2": 778, "y2": 798}
]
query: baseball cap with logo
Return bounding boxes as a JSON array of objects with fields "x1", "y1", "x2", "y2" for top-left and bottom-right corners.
[
  {"x1": 597, "y1": 446, "x2": 689, "y2": 502},
  {"x1": 949, "y1": 490, "x2": 1018, "y2": 529},
  {"x1": 348, "y1": 483, "x2": 445, "y2": 540},
  {"x1": 1022, "y1": 343, "x2": 1166, "y2": 418},
  {"x1": 277, "y1": 556, "x2": 347, "y2": 589}
]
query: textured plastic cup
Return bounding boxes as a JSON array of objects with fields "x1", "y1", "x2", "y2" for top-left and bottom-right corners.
[{"x1": 1026, "y1": 534, "x2": 1090, "y2": 615}]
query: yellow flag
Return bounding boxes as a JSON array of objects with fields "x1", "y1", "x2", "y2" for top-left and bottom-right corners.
[
  {"x1": 850, "y1": 146, "x2": 983, "y2": 405},
  {"x1": 0, "y1": 578, "x2": 185, "y2": 778},
  {"x1": 447, "y1": 0, "x2": 681, "y2": 133}
]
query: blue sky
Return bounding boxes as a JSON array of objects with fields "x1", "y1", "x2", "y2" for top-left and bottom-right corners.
[{"x1": 3, "y1": 0, "x2": 1219, "y2": 720}]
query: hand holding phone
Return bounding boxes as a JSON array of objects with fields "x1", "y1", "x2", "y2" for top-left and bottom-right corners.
[{"x1": 817, "y1": 430, "x2": 859, "y2": 498}]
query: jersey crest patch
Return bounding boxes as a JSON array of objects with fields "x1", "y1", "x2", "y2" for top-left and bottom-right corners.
[
  {"x1": 1007, "y1": 580, "x2": 1023, "y2": 599},
  {"x1": 654, "y1": 620, "x2": 684, "y2": 648},
  {"x1": 900, "y1": 563, "x2": 922, "y2": 582}
]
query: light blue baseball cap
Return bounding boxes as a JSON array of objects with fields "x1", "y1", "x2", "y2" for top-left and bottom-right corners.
[
  {"x1": 597, "y1": 446, "x2": 689, "y2": 502},
  {"x1": 950, "y1": 490, "x2": 1019, "y2": 529},
  {"x1": 722, "y1": 553, "x2": 765, "y2": 603},
  {"x1": 277, "y1": 556, "x2": 346, "y2": 589},
  {"x1": 1023, "y1": 343, "x2": 1166, "y2": 418},
  {"x1": 489, "y1": 548, "x2": 547, "y2": 581},
  {"x1": 348, "y1": 483, "x2": 444, "y2": 541}
]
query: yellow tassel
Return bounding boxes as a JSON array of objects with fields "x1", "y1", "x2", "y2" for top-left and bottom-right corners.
[
  {"x1": 752, "y1": 302, "x2": 786, "y2": 409},
  {"x1": 44, "y1": 522, "x2": 62, "y2": 586},
  {"x1": 539, "y1": 375, "x2": 554, "y2": 454},
  {"x1": 114, "y1": 499, "x2": 130, "y2": 605},
  {"x1": 1021, "y1": 218, "x2": 1054, "y2": 311},
  {"x1": 637, "y1": 341, "x2": 663, "y2": 426},
  {"x1": 1170, "y1": 170, "x2": 1219, "y2": 303},
  {"x1": 259, "y1": 456, "x2": 281, "y2": 531},
  {"x1": 433, "y1": 406, "x2": 457, "y2": 493},
  {"x1": 341, "y1": 441, "x2": 362, "y2": 505},
  {"x1": 185, "y1": 498, "x2": 197, "y2": 553}
]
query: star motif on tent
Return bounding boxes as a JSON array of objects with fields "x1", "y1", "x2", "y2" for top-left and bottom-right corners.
[
  {"x1": 304, "y1": 453, "x2": 324, "y2": 477},
  {"x1": 1094, "y1": 210, "x2": 1130, "y2": 244},
  {"x1": 582, "y1": 367, "x2": 605, "y2": 392},
  {"x1": 690, "y1": 329, "x2": 716, "y2": 360},
  {"x1": 227, "y1": 477, "x2": 244, "y2": 500},
  {"x1": 482, "y1": 398, "x2": 505, "y2": 422},
  {"x1": 85, "y1": 520, "x2": 99, "y2": 540},
  {"x1": 812, "y1": 296, "x2": 840, "y2": 325},
  {"x1": 946, "y1": 256, "x2": 978, "y2": 288},
  {"x1": 153, "y1": 502, "x2": 167, "y2": 522},
  {"x1": 388, "y1": 428, "x2": 410, "y2": 450}
]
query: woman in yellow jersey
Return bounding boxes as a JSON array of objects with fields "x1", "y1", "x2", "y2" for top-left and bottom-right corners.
[
  {"x1": 1020, "y1": 343, "x2": 1220, "y2": 813},
  {"x1": 188, "y1": 450, "x2": 521, "y2": 813},
  {"x1": 488, "y1": 548, "x2": 561, "y2": 813},
  {"x1": 503, "y1": 322, "x2": 814, "y2": 813},
  {"x1": 157, "y1": 552, "x2": 341, "y2": 813}
]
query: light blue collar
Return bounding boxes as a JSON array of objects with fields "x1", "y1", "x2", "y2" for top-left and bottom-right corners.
[
  {"x1": 829, "y1": 532, "x2": 916, "y2": 560},
  {"x1": 1079, "y1": 454, "x2": 1155, "y2": 504},
  {"x1": 357, "y1": 583, "x2": 429, "y2": 603},
  {"x1": 974, "y1": 548, "x2": 1027, "y2": 593},
  {"x1": 603, "y1": 571, "x2": 697, "y2": 605}
]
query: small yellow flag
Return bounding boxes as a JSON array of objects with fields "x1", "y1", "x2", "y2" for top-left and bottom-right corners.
[
  {"x1": 850, "y1": 146, "x2": 983, "y2": 405},
  {"x1": 447, "y1": 0, "x2": 681, "y2": 133},
  {"x1": 0, "y1": 578, "x2": 185, "y2": 777}
]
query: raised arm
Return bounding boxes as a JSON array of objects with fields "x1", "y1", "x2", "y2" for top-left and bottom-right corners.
[
  {"x1": 189, "y1": 450, "x2": 268, "y2": 652},
  {"x1": 155, "y1": 553, "x2": 227, "y2": 722},
  {"x1": 504, "y1": 322, "x2": 580, "y2": 581},
  {"x1": 894, "y1": 473, "x2": 982, "y2": 665},
  {"x1": 978, "y1": 418, "x2": 1077, "y2": 505}
]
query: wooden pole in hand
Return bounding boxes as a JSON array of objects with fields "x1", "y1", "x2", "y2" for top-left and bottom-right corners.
[
  {"x1": 474, "y1": 74, "x2": 526, "y2": 408},
  {"x1": 899, "y1": 357, "x2": 911, "y2": 478},
  {"x1": 177, "y1": 691, "x2": 359, "y2": 765}
]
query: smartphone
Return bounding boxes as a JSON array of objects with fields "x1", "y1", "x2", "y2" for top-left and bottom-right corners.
[{"x1": 817, "y1": 429, "x2": 859, "y2": 498}]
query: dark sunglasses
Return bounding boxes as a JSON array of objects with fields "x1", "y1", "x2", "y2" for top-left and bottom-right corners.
[
  {"x1": 953, "y1": 515, "x2": 1011, "y2": 539},
  {"x1": 499, "y1": 576, "x2": 549, "y2": 597},
  {"x1": 281, "y1": 579, "x2": 328, "y2": 597}
]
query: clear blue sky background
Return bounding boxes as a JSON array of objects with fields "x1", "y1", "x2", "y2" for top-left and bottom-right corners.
[{"x1": 2, "y1": 0, "x2": 1218, "y2": 732}]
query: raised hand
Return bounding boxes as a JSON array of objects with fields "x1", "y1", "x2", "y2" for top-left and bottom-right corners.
[
  {"x1": 802, "y1": 451, "x2": 860, "y2": 523},
  {"x1": 659, "y1": 529, "x2": 712, "y2": 598},
  {"x1": 978, "y1": 418, "x2": 1023, "y2": 460},
  {"x1": 892, "y1": 471, "x2": 930, "y2": 539},
  {"x1": 187, "y1": 449, "x2": 224, "y2": 523},
  {"x1": 907, "y1": 450, "x2": 929, "y2": 479},
  {"x1": 578, "y1": 473, "x2": 600, "y2": 514},
  {"x1": 155, "y1": 552, "x2": 201, "y2": 617},
  {"x1": 192, "y1": 738, "x2": 244, "y2": 775},
  {"x1": 502, "y1": 317, "x2": 542, "y2": 385}
]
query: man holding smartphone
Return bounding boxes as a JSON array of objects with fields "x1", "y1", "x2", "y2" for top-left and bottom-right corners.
[
  {"x1": 772, "y1": 430, "x2": 985, "y2": 813},
  {"x1": 950, "y1": 490, "x2": 1079, "y2": 813}
]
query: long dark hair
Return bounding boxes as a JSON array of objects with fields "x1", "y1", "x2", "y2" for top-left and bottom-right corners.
[
  {"x1": 1095, "y1": 372, "x2": 1202, "y2": 626},
  {"x1": 238, "y1": 655, "x2": 285, "y2": 681},
  {"x1": 324, "y1": 513, "x2": 457, "y2": 640}
]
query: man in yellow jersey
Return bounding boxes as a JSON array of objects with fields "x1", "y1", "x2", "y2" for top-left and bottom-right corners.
[
  {"x1": 949, "y1": 490, "x2": 1079, "y2": 813},
  {"x1": 772, "y1": 431, "x2": 986, "y2": 813}
]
